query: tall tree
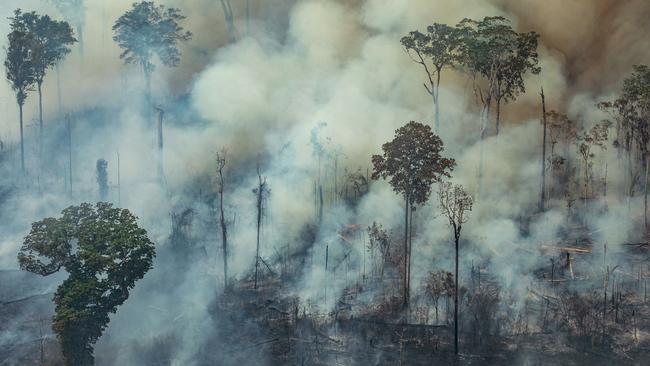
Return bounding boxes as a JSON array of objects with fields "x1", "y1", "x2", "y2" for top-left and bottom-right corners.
[
  {"x1": 457, "y1": 16, "x2": 540, "y2": 135},
  {"x1": 372, "y1": 121, "x2": 455, "y2": 307},
  {"x1": 5, "y1": 14, "x2": 36, "y2": 174},
  {"x1": 253, "y1": 162, "x2": 269, "y2": 289},
  {"x1": 438, "y1": 182, "x2": 473, "y2": 355},
  {"x1": 113, "y1": 1, "x2": 192, "y2": 113},
  {"x1": 216, "y1": 149, "x2": 229, "y2": 291},
  {"x1": 11, "y1": 10, "x2": 76, "y2": 161},
  {"x1": 493, "y1": 30, "x2": 540, "y2": 134},
  {"x1": 18, "y1": 203, "x2": 155, "y2": 366},
  {"x1": 401, "y1": 23, "x2": 462, "y2": 132},
  {"x1": 601, "y1": 65, "x2": 650, "y2": 228}
]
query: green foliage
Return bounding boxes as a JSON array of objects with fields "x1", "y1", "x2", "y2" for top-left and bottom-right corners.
[
  {"x1": 457, "y1": 16, "x2": 540, "y2": 103},
  {"x1": 18, "y1": 203, "x2": 155, "y2": 366},
  {"x1": 401, "y1": 22, "x2": 463, "y2": 77},
  {"x1": 5, "y1": 11, "x2": 37, "y2": 106},
  {"x1": 371, "y1": 121, "x2": 455, "y2": 206},
  {"x1": 10, "y1": 9, "x2": 76, "y2": 86},
  {"x1": 112, "y1": 1, "x2": 192, "y2": 75}
]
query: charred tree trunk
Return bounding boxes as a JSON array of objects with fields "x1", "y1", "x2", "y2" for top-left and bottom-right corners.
[
  {"x1": 454, "y1": 225, "x2": 460, "y2": 355},
  {"x1": 540, "y1": 88, "x2": 547, "y2": 211},
  {"x1": 254, "y1": 169, "x2": 266, "y2": 290},
  {"x1": 403, "y1": 194, "x2": 410, "y2": 307}
]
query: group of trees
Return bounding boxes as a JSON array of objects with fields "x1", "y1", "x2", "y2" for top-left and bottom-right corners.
[
  {"x1": 372, "y1": 121, "x2": 472, "y2": 354},
  {"x1": 5, "y1": 9, "x2": 76, "y2": 173},
  {"x1": 4, "y1": 1, "x2": 193, "y2": 178},
  {"x1": 402, "y1": 16, "x2": 540, "y2": 135}
]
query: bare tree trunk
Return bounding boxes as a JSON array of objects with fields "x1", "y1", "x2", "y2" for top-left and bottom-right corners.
[
  {"x1": 117, "y1": 150, "x2": 121, "y2": 205},
  {"x1": 496, "y1": 97, "x2": 501, "y2": 136},
  {"x1": 67, "y1": 115, "x2": 72, "y2": 199},
  {"x1": 434, "y1": 70, "x2": 441, "y2": 132},
  {"x1": 540, "y1": 88, "x2": 547, "y2": 211},
  {"x1": 19, "y1": 102, "x2": 25, "y2": 175},
  {"x1": 220, "y1": 0, "x2": 236, "y2": 42},
  {"x1": 38, "y1": 82, "x2": 44, "y2": 169},
  {"x1": 454, "y1": 228, "x2": 459, "y2": 355},
  {"x1": 254, "y1": 170, "x2": 265, "y2": 289},
  {"x1": 220, "y1": 188, "x2": 228, "y2": 291},
  {"x1": 403, "y1": 195, "x2": 409, "y2": 307},
  {"x1": 643, "y1": 154, "x2": 650, "y2": 234}
]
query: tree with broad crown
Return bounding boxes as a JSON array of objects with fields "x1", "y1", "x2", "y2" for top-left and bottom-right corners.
[
  {"x1": 112, "y1": 1, "x2": 192, "y2": 111},
  {"x1": 5, "y1": 12, "x2": 37, "y2": 174},
  {"x1": 10, "y1": 9, "x2": 76, "y2": 162},
  {"x1": 401, "y1": 23, "x2": 463, "y2": 132},
  {"x1": 18, "y1": 202, "x2": 155, "y2": 366},
  {"x1": 372, "y1": 121, "x2": 455, "y2": 307}
]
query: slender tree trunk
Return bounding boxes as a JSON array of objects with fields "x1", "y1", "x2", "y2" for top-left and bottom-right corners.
[
  {"x1": 496, "y1": 97, "x2": 501, "y2": 136},
  {"x1": 454, "y1": 229, "x2": 460, "y2": 355},
  {"x1": 56, "y1": 64, "x2": 62, "y2": 114},
  {"x1": 540, "y1": 88, "x2": 547, "y2": 211},
  {"x1": 643, "y1": 154, "x2": 650, "y2": 234},
  {"x1": 18, "y1": 102, "x2": 25, "y2": 174},
  {"x1": 403, "y1": 195, "x2": 409, "y2": 307},
  {"x1": 38, "y1": 82, "x2": 44, "y2": 168},
  {"x1": 407, "y1": 203, "x2": 414, "y2": 310},
  {"x1": 254, "y1": 174, "x2": 263, "y2": 289},
  {"x1": 117, "y1": 150, "x2": 121, "y2": 206},
  {"x1": 156, "y1": 108, "x2": 164, "y2": 182},
  {"x1": 434, "y1": 70, "x2": 441, "y2": 132},
  {"x1": 220, "y1": 184, "x2": 228, "y2": 291},
  {"x1": 67, "y1": 115, "x2": 72, "y2": 199}
]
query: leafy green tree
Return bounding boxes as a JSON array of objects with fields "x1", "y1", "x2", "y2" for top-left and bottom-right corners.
[
  {"x1": 372, "y1": 121, "x2": 455, "y2": 307},
  {"x1": 5, "y1": 13, "x2": 36, "y2": 174},
  {"x1": 18, "y1": 203, "x2": 156, "y2": 366},
  {"x1": 11, "y1": 10, "x2": 76, "y2": 158},
  {"x1": 600, "y1": 65, "x2": 650, "y2": 227},
  {"x1": 457, "y1": 16, "x2": 540, "y2": 135},
  {"x1": 493, "y1": 30, "x2": 540, "y2": 134},
  {"x1": 113, "y1": 1, "x2": 192, "y2": 112},
  {"x1": 401, "y1": 23, "x2": 462, "y2": 132}
]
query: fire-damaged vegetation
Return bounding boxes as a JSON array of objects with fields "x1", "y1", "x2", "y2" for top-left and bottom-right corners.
[{"x1": 3, "y1": 1, "x2": 650, "y2": 365}]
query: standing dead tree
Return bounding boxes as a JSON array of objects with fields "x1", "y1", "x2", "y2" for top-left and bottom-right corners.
[
  {"x1": 438, "y1": 181, "x2": 473, "y2": 355},
  {"x1": 253, "y1": 162, "x2": 269, "y2": 289},
  {"x1": 216, "y1": 149, "x2": 229, "y2": 292}
]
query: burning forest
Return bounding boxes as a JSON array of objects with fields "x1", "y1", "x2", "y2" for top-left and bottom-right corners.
[{"x1": 2, "y1": 0, "x2": 650, "y2": 365}]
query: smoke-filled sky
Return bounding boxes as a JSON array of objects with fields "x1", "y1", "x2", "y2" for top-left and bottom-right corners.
[{"x1": 1, "y1": 0, "x2": 649, "y2": 364}]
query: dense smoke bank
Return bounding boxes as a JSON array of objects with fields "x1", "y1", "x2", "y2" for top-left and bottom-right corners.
[{"x1": 1, "y1": 1, "x2": 650, "y2": 365}]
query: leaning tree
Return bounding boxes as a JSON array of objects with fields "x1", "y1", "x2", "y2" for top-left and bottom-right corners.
[
  {"x1": 11, "y1": 10, "x2": 76, "y2": 159},
  {"x1": 5, "y1": 13, "x2": 36, "y2": 174},
  {"x1": 18, "y1": 203, "x2": 155, "y2": 366},
  {"x1": 113, "y1": 1, "x2": 192, "y2": 114},
  {"x1": 438, "y1": 181, "x2": 473, "y2": 355},
  {"x1": 372, "y1": 121, "x2": 455, "y2": 307}
]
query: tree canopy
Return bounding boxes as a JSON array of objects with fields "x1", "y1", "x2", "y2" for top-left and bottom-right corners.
[
  {"x1": 18, "y1": 202, "x2": 155, "y2": 366},
  {"x1": 372, "y1": 121, "x2": 455, "y2": 205},
  {"x1": 10, "y1": 9, "x2": 76, "y2": 86},
  {"x1": 5, "y1": 13, "x2": 36, "y2": 106},
  {"x1": 112, "y1": 1, "x2": 192, "y2": 75}
]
